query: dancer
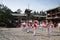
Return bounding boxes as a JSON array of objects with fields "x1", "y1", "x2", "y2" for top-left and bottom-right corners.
[
  {"x1": 49, "y1": 21, "x2": 54, "y2": 33},
  {"x1": 46, "y1": 22, "x2": 50, "y2": 36},
  {"x1": 58, "y1": 22, "x2": 60, "y2": 30},
  {"x1": 26, "y1": 20, "x2": 31, "y2": 33},
  {"x1": 33, "y1": 20, "x2": 38, "y2": 36},
  {"x1": 40, "y1": 22, "x2": 43, "y2": 31},
  {"x1": 20, "y1": 20, "x2": 24, "y2": 31}
]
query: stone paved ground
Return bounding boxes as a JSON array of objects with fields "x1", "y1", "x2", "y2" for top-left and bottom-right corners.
[{"x1": 0, "y1": 27, "x2": 60, "y2": 40}]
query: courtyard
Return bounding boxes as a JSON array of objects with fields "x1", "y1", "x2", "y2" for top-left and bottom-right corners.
[{"x1": 0, "y1": 27, "x2": 60, "y2": 40}]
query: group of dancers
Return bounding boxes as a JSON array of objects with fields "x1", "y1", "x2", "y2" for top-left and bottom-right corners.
[{"x1": 20, "y1": 20, "x2": 54, "y2": 36}]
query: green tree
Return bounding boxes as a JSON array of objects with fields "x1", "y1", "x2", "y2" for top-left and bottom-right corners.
[
  {"x1": 16, "y1": 9, "x2": 22, "y2": 14},
  {"x1": 33, "y1": 11, "x2": 40, "y2": 15},
  {"x1": 40, "y1": 11, "x2": 46, "y2": 16},
  {"x1": 0, "y1": 4, "x2": 14, "y2": 21},
  {"x1": 33, "y1": 11, "x2": 37, "y2": 15}
]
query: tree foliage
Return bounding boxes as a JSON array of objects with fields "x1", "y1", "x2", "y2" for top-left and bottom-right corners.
[
  {"x1": 33, "y1": 10, "x2": 46, "y2": 15},
  {"x1": 0, "y1": 4, "x2": 15, "y2": 21},
  {"x1": 15, "y1": 9, "x2": 22, "y2": 14},
  {"x1": 40, "y1": 11, "x2": 46, "y2": 16}
]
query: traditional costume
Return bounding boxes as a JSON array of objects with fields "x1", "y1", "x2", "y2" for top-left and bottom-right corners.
[
  {"x1": 33, "y1": 21, "x2": 38, "y2": 36},
  {"x1": 26, "y1": 21, "x2": 31, "y2": 33}
]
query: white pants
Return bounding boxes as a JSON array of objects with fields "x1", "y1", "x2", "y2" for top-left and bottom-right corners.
[
  {"x1": 33, "y1": 27, "x2": 37, "y2": 35},
  {"x1": 27, "y1": 26, "x2": 30, "y2": 32},
  {"x1": 21, "y1": 26, "x2": 24, "y2": 31},
  {"x1": 46, "y1": 27, "x2": 50, "y2": 35},
  {"x1": 50, "y1": 27, "x2": 53, "y2": 33}
]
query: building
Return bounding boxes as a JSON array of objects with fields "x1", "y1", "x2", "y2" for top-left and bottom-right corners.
[
  {"x1": 46, "y1": 6, "x2": 60, "y2": 23},
  {"x1": 12, "y1": 13, "x2": 46, "y2": 21}
]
